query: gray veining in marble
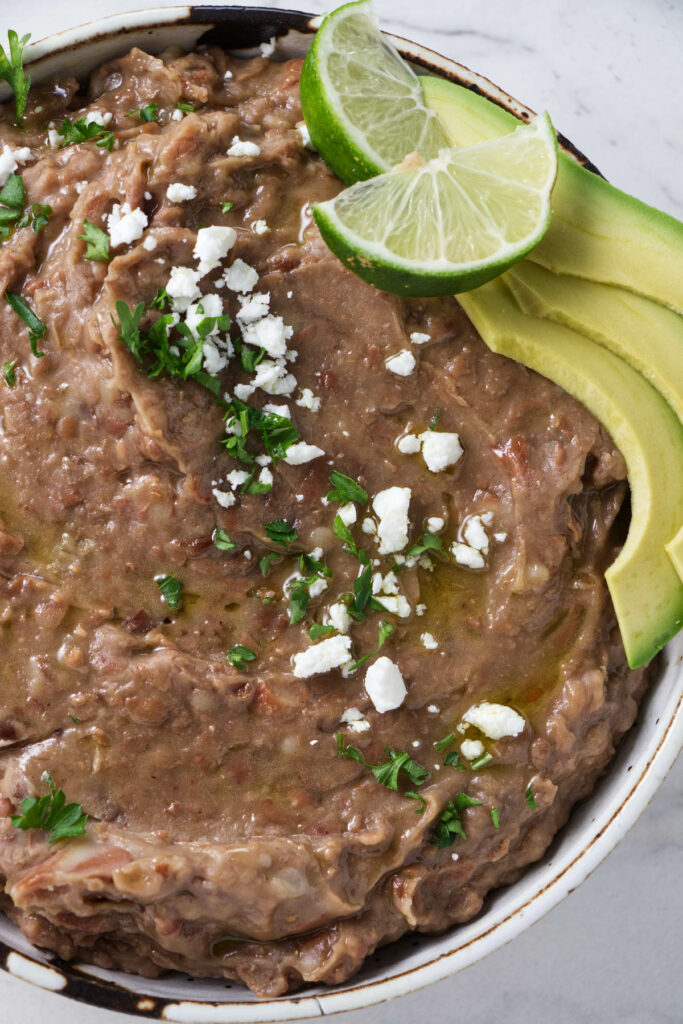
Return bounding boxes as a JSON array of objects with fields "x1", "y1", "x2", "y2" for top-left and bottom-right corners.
[{"x1": 0, "y1": 1, "x2": 681, "y2": 1021}]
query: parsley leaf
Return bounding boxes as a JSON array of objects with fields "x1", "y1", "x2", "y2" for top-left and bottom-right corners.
[
  {"x1": 434, "y1": 732, "x2": 456, "y2": 752},
  {"x1": 299, "y1": 551, "x2": 332, "y2": 578},
  {"x1": 5, "y1": 291, "x2": 46, "y2": 356},
  {"x1": 309, "y1": 623, "x2": 335, "y2": 640},
  {"x1": 470, "y1": 752, "x2": 493, "y2": 769},
  {"x1": 405, "y1": 531, "x2": 446, "y2": 560},
  {"x1": 490, "y1": 807, "x2": 500, "y2": 829},
  {"x1": 428, "y1": 405, "x2": 440, "y2": 431},
  {"x1": 3, "y1": 360, "x2": 16, "y2": 386},
  {"x1": 431, "y1": 793, "x2": 483, "y2": 848},
  {"x1": 0, "y1": 31, "x2": 31, "y2": 122},
  {"x1": 336, "y1": 734, "x2": 428, "y2": 795},
  {"x1": 444, "y1": 750, "x2": 465, "y2": 771},
  {"x1": 78, "y1": 219, "x2": 110, "y2": 261},
  {"x1": 151, "y1": 287, "x2": 169, "y2": 311},
  {"x1": 31, "y1": 203, "x2": 52, "y2": 232},
  {"x1": 327, "y1": 470, "x2": 368, "y2": 505},
  {"x1": 221, "y1": 200, "x2": 234, "y2": 213},
  {"x1": 525, "y1": 786, "x2": 538, "y2": 808},
  {"x1": 156, "y1": 574, "x2": 183, "y2": 610},
  {"x1": 406, "y1": 791, "x2": 426, "y2": 814},
  {"x1": 58, "y1": 117, "x2": 115, "y2": 151},
  {"x1": 228, "y1": 644, "x2": 257, "y2": 670},
  {"x1": 259, "y1": 551, "x2": 280, "y2": 576},
  {"x1": 348, "y1": 563, "x2": 385, "y2": 620},
  {"x1": 333, "y1": 514, "x2": 359, "y2": 557},
  {"x1": 127, "y1": 102, "x2": 158, "y2": 122},
  {"x1": 213, "y1": 528, "x2": 236, "y2": 552},
  {"x1": 0, "y1": 173, "x2": 26, "y2": 240},
  {"x1": 10, "y1": 770, "x2": 87, "y2": 844},
  {"x1": 223, "y1": 399, "x2": 301, "y2": 464},
  {"x1": 346, "y1": 620, "x2": 394, "y2": 673},
  {"x1": 264, "y1": 519, "x2": 297, "y2": 547},
  {"x1": 287, "y1": 576, "x2": 313, "y2": 624}
]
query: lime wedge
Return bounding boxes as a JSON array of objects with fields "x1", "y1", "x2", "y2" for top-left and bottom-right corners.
[
  {"x1": 312, "y1": 113, "x2": 558, "y2": 296},
  {"x1": 300, "y1": 0, "x2": 451, "y2": 183}
]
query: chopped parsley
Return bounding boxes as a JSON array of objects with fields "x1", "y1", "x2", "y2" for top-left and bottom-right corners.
[
  {"x1": 444, "y1": 750, "x2": 465, "y2": 771},
  {"x1": 470, "y1": 752, "x2": 493, "y2": 770},
  {"x1": 223, "y1": 399, "x2": 301, "y2": 465},
  {"x1": 406, "y1": 791, "x2": 426, "y2": 814},
  {"x1": 434, "y1": 732, "x2": 456, "y2": 752},
  {"x1": 259, "y1": 551, "x2": 280, "y2": 576},
  {"x1": 336, "y1": 733, "x2": 428, "y2": 793},
  {"x1": 287, "y1": 575, "x2": 315, "y2": 624},
  {"x1": 0, "y1": 173, "x2": 25, "y2": 240},
  {"x1": 127, "y1": 102, "x2": 159, "y2": 122},
  {"x1": 264, "y1": 519, "x2": 298, "y2": 547},
  {"x1": 428, "y1": 405, "x2": 440, "y2": 431},
  {"x1": 333, "y1": 514, "x2": 361, "y2": 558},
  {"x1": 228, "y1": 644, "x2": 257, "y2": 670},
  {"x1": 3, "y1": 360, "x2": 16, "y2": 386},
  {"x1": 151, "y1": 287, "x2": 169, "y2": 310},
  {"x1": 156, "y1": 574, "x2": 183, "y2": 610},
  {"x1": 405, "y1": 531, "x2": 446, "y2": 560},
  {"x1": 213, "y1": 528, "x2": 236, "y2": 552},
  {"x1": 10, "y1": 770, "x2": 87, "y2": 844},
  {"x1": 327, "y1": 470, "x2": 368, "y2": 505},
  {"x1": 0, "y1": 30, "x2": 31, "y2": 122},
  {"x1": 241, "y1": 470, "x2": 272, "y2": 495},
  {"x1": 525, "y1": 786, "x2": 538, "y2": 808},
  {"x1": 431, "y1": 793, "x2": 483, "y2": 848},
  {"x1": 58, "y1": 117, "x2": 115, "y2": 151},
  {"x1": 30, "y1": 203, "x2": 52, "y2": 232},
  {"x1": 309, "y1": 623, "x2": 335, "y2": 640},
  {"x1": 5, "y1": 291, "x2": 46, "y2": 356},
  {"x1": 220, "y1": 200, "x2": 234, "y2": 213},
  {"x1": 78, "y1": 219, "x2": 110, "y2": 261},
  {"x1": 348, "y1": 562, "x2": 386, "y2": 621},
  {"x1": 490, "y1": 807, "x2": 501, "y2": 830},
  {"x1": 346, "y1": 620, "x2": 394, "y2": 673}
]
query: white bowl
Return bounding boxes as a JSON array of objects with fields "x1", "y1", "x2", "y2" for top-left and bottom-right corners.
[{"x1": 1, "y1": 7, "x2": 681, "y2": 1021}]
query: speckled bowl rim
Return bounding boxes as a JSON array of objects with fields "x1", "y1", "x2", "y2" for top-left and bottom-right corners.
[{"x1": 0, "y1": 7, "x2": 680, "y2": 1022}]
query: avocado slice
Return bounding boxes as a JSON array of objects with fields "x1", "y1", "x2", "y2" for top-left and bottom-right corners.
[
  {"x1": 666, "y1": 527, "x2": 683, "y2": 582},
  {"x1": 421, "y1": 75, "x2": 683, "y2": 314},
  {"x1": 505, "y1": 262, "x2": 683, "y2": 424},
  {"x1": 457, "y1": 278, "x2": 683, "y2": 668}
]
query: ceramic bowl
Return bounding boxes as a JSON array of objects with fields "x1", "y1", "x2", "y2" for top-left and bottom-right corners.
[{"x1": 0, "y1": 7, "x2": 680, "y2": 1021}]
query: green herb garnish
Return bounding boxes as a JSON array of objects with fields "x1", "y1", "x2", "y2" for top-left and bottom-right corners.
[
  {"x1": 490, "y1": 807, "x2": 500, "y2": 829},
  {"x1": 78, "y1": 219, "x2": 110, "y2": 261},
  {"x1": 30, "y1": 203, "x2": 52, "y2": 232},
  {"x1": 431, "y1": 793, "x2": 483, "y2": 848},
  {"x1": 220, "y1": 200, "x2": 234, "y2": 213},
  {"x1": 405, "y1": 531, "x2": 446, "y2": 560},
  {"x1": 176, "y1": 101, "x2": 195, "y2": 113},
  {"x1": 58, "y1": 117, "x2": 115, "y2": 151},
  {"x1": 434, "y1": 732, "x2": 456, "y2": 752},
  {"x1": 264, "y1": 519, "x2": 297, "y2": 547},
  {"x1": 309, "y1": 623, "x2": 335, "y2": 640},
  {"x1": 346, "y1": 620, "x2": 394, "y2": 673},
  {"x1": 333, "y1": 513, "x2": 360, "y2": 558},
  {"x1": 525, "y1": 786, "x2": 538, "y2": 808},
  {"x1": 470, "y1": 752, "x2": 493, "y2": 770},
  {"x1": 3, "y1": 360, "x2": 16, "y2": 386},
  {"x1": 336, "y1": 733, "x2": 428, "y2": 793},
  {"x1": 0, "y1": 31, "x2": 31, "y2": 122},
  {"x1": 406, "y1": 791, "x2": 426, "y2": 814},
  {"x1": 10, "y1": 770, "x2": 87, "y2": 844},
  {"x1": 0, "y1": 173, "x2": 25, "y2": 240},
  {"x1": 444, "y1": 750, "x2": 465, "y2": 771},
  {"x1": 287, "y1": 575, "x2": 314, "y2": 624},
  {"x1": 223, "y1": 399, "x2": 301, "y2": 464},
  {"x1": 228, "y1": 644, "x2": 257, "y2": 670},
  {"x1": 5, "y1": 291, "x2": 46, "y2": 356},
  {"x1": 259, "y1": 552, "x2": 280, "y2": 576},
  {"x1": 127, "y1": 102, "x2": 159, "y2": 122},
  {"x1": 156, "y1": 574, "x2": 183, "y2": 610},
  {"x1": 327, "y1": 470, "x2": 368, "y2": 505},
  {"x1": 213, "y1": 528, "x2": 236, "y2": 552},
  {"x1": 428, "y1": 405, "x2": 440, "y2": 431}
]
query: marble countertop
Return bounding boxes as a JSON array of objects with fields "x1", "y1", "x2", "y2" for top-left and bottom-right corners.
[{"x1": 1, "y1": 0, "x2": 681, "y2": 1021}]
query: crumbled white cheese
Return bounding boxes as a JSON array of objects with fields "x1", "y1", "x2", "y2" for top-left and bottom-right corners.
[
  {"x1": 171, "y1": 108, "x2": 184, "y2": 121},
  {"x1": 251, "y1": 218, "x2": 270, "y2": 235},
  {"x1": 75, "y1": 180, "x2": 88, "y2": 194},
  {"x1": 237, "y1": 291, "x2": 271, "y2": 325},
  {"x1": 166, "y1": 266, "x2": 202, "y2": 312},
  {"x1": 348, "y1": 719, "x2": 371, "y2": 733},
  {"x1": 372, "y1": 486, "x2": 411, "y2": 555},
  {"x1": 86, "y1": 109, "x2": 112, "y2": 127},
  {"x1": 410, "y1": 331, "x2": 431, "y2": 345},
  {"x1": 379, "y1": 571, "x2": 399, "y2": 595},
  {"x1": 228, "y1": 136, "x2": 261, "y2": 158},
  {"x1": 327, "y1": 602, "x2": 352, "y2": 634},
  {"x1": 462, "y1": 702, "x2": 526, "y2": 740},
  {"x1": 255, "y1": 454, "x2": 272, "y2": 467},
  {"x1": 142, "y1": 234, "x2": 157, "y2": 251},
  {"x1": 224, "y1": 69, "x2": 233, "y2": 81},
  {"x1": 284, "y1": 442, "x2": 325, "y2": 465},
  {"x1": 233, "y1": 382, "x2": 254, "y2": 401},
  {"x1": 292, "y1": 635, "x2": 352, "y2": 678},
  {"x1": 252, "y1": 357, "x2": 297, "y2": 395},
  {"x1": 263, "y1": 403, "x2": 290, "y2": 418},
  {"x1": 186, "y1": 293, "x2": 224, "y2": 337},
  {"x1": 376, "y1": 594, "x2": 411, "y2": 618},
  {"x1": 259, "y1": 36, "x2": 276, "y2": 57},
  {"x1": 420, "y1": 430, "x2": 463, "y2": 473},
  {"x1": 397, "y1": 433, "x2": 421, "y2": 455},
  {"x1": 416, "y1": 604, "x2": 427, "y2": 617},
  {"x1": 226, "y1": 469, "x2": 249, "y2": 489},
  {"x1": 463, "y1": 514, "x2": 490, "y2": 555},
  {"x1": 451, "y1": 542, "x2": 485, "y2": 570},
  {"x1": 224, "y1": 258, "x2": 259, "y2": 293},
  {"x1": 385, "y1": 350, "x2": 416, "y2": 376},
  {"x1": 47, "y1": 129, "x2": 62, "y2": 149},
  {"x1": 308, "y1": 577, "x2": 328, "y2": 599},
  {"x1": 337, "y1": 503, "x2": 357, "y2": 527},
  {"x1": 203, "y1": 337, "x2": 231, "y2": 375},
  {"x1": 166, "y1": 182, "x2": 197, "y2": 203},
  {"x1": 427, "y1": 704, "x2": 440, "y2": 713},
  {"x1": 494, "y1": 531, "x2": 508, "y2": 543},
  {"x1": 365, "y1": 657, "x2": 407, "y2": 713},
  {"x1": 297, "y1": 121, "x2": 315, "y2": 150},
  {"x1": 107, "y1": 202, "x2": 148, "y2": 248},
  {"x1": 461, "y1": 739, "x2": 485, "y2": 760},
  {"x1": 194, "y1": 225, "x2": 236, "y2": 274},
  {"x1": 258, "y1": 466, "x2": 273, "y2": 487},
  {"x1": 420, "y1": 632, "x2": 438, "y2": 650},
  {"x1": 296, "y1": 388, "x2": 321, "y2": 412},
  {"x1": 212, "y1": 487, "x2": 236, "y2": 508},
  {"x1": 241, "y1": 314, "x2": 291, "y2": 358},
  {"x1": 426, "y1": 516, "x2": 445, "y2": 533}
]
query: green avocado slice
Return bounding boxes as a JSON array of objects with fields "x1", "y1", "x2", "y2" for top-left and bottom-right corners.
[
  {"x1": 505, "y1": 262, "x2": 683, "y2": 425},
  {"x1": 421, "y1": 75, "x2": 683, "y2": 314},
  {"x1": 457, "y1": 278, "x2": 683, "y2": 668}
]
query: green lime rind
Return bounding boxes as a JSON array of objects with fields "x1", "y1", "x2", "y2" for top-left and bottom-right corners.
[
  {"x1": 312, "y1": 113, "x2": 557, "y2": 298},
  {"x1": 300, "y1": 0, "x2": 451, "y2": 185}
]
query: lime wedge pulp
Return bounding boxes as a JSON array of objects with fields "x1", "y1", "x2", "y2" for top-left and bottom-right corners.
[
  {"x1": 300, "y1": 0, "x2": 452, "y2": 183},
  {"x1": 312, "y1": 112, "x2": 558, "y2": 296}
]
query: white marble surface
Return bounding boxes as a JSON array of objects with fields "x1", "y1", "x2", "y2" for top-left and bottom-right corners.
[{"x1": 1, "y1": 0, "x2": 681, "y2": 1021}]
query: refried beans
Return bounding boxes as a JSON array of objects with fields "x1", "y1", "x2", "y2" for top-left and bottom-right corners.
[{"x1": 0, "y1": 45, "x2": 649, "y2": 995}]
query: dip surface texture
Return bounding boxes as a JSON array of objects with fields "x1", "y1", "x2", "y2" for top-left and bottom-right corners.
[{"x1": 0, "y1": 48, "x2": 648, "y2": 995}]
